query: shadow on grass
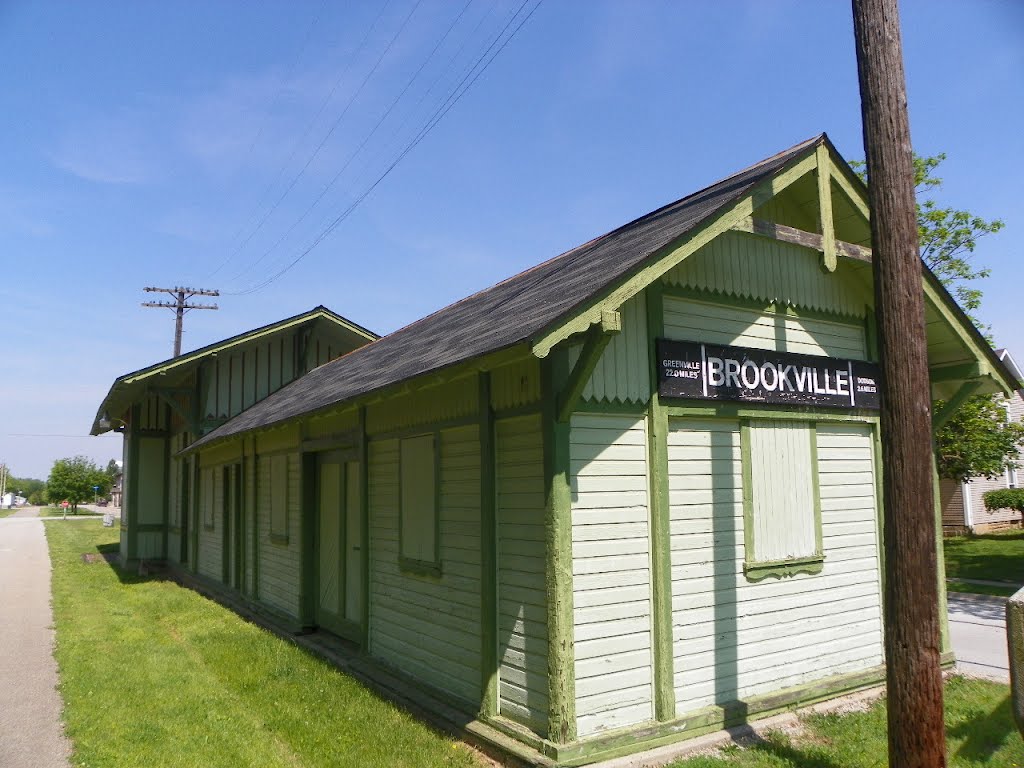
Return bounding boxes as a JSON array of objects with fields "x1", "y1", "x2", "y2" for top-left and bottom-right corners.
[
  {"x1": 732, "y1": 731, "x2": 844, "y2": 768},
  {"x1": 949, "y1": 691, "x2": 1018, "y2": 763},
  {"x1": 93, "y1": 541, "x2": 164, "y2": 586}
]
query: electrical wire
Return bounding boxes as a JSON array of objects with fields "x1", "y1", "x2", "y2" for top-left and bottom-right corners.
[
  {"x1": 205, "y1": 0, "x2": 395, "y2": 279},
  {"x1": 213, "y1": 0, "x2": 424, "y2": 281},
  {"x1": 224, "y1": 0, "x2": 477, "y2": 284},
  {"x1": 228, "y1": 0, "x2": 543, "y2": 296}
]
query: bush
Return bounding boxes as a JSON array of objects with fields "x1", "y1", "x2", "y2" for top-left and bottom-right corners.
[{"x1": 983, "y1": 488, "x2": 1024, "y2": 517}]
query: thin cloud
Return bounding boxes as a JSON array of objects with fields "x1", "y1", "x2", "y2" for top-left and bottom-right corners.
[{"x1": 49, "y1": 108, "x2": 162, "y2": 184}]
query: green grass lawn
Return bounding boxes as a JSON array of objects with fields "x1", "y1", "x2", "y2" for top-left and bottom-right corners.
[
  {"x1": 670, "y1": 676, "x2": 1023, "y2": 767},
  {"x1": 46, "y1": 520, "x2": 479, "y2": 768},
  {"x1": 944, "y1": 530, "x2": 1024, "y2": 586}
]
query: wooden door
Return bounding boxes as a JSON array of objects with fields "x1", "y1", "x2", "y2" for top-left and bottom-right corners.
[{"x1": 316, "y1": 453, "x2": 362, "y2": 641}]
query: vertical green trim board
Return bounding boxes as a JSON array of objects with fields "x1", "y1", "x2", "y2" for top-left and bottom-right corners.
[
  {"x1": 872, "y1": 426, "x2": 886, "y2": 605},
  {"x1": 161, "y1": 421, "x2": 170, "y2": 560},
  {"x1": 221, "y1": 465, "x2": 231, "y2": 585},
  {"x1": 358, "y1": 407, "x2": 371, "y2": 651},
  {"x1": 645, "y1": 284, "x2": 675, "y2": 722},
  {"x1": 252, "y1": 446, "x2": 261, "y2": 599},
  {"x1": 542, "y1": 352, "x2": 577, "y2": 743},
  {"x1": 300, "y1": 451, "x2": 318, "y2": 630},
  {"x1": 126, "y1": 404, "x2": 142, "y2": 564},
  {"x1": 740, "y1": 420, "x2": 754, "y2": 565},
  {"x1": 815, "y1": 143, "x2": 837, "y2": 273},
  {"x1": 809, "y1": 424, "x2": 824, "y2": 556},
  {"x1": 932, "y1": 459, "x2": 951, "y2": 654},
  {"x1": 190, "y1": 455, "x2": 200, "y2": 573},
  {"x1": 478, "y1": 372, "x2": 499, "y2": 717}
]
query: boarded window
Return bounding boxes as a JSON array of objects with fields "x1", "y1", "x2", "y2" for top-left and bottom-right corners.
[
  {"x1": 399, "y1": 434, "x2": 438, "y2": 572},
  {"x1": 202, "y1": 467, "x2": 215, "y2": 530},
  {"x1": 270, "y1": 454, "x2": 289, "y2": 543},
  {"x1": 742, "y1": 419, "x2": 822, "y2": 579}
]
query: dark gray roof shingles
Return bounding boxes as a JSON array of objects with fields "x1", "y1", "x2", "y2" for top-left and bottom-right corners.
[{"x1": 191, "y1": 135, "x2": 821, "y2": 449}]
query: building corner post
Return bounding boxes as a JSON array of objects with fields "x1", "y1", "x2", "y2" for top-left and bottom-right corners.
[
  {"x1": 479, "y1": 372, "x2": 499, "y2": 717},
  {"x1": 542, "y1": 352, "x2": 577, "y2": 744}
]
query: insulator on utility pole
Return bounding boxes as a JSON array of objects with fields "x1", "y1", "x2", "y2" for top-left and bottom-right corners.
[
  {"x1": 852, "y1": 0, "x2": 946, "y2": 765},
  {"x1": 141, "y1": 286, "x2": 220, "y2": 357}
]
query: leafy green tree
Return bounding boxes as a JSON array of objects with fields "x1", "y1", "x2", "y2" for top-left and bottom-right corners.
[
  {"x1": 5, "y1": 474, "x2": 45, "y2": 501},
  {"x1": 934, "y1": 397, "x2": 1024, "y2": 483},
  {"x1": 853, "y1": 153, "x2": 1004, "y2": 326},
  {"x1": 46, "y1": 456, "x2": 110, "y2": 513},
  {"x1": 983, "y1": 488, "x2": 1024, "y2": 525}
]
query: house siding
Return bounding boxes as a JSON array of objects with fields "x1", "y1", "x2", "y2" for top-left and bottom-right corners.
[
  {"x1": 668, "y1": 418, "x2": 884, "y2": 713},
  {"x1": 368, "y1": 425, "x2": 483, "y2": 705},
  {"x1": 496, "y1": 414, "x2": 548, "y2": 733},
  {"x1": 256, "y1": 452, "x2": 302, "y2": 618},
  {"x1": 570, "y1": 414, "x2": 654, "y2": 737}
]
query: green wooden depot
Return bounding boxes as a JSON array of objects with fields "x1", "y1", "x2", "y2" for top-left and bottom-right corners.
[{"x1": 95, "y1": 135, "x2": 1020, "y2": 766}]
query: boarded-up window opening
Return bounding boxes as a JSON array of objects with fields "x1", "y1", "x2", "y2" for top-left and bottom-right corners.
[
  {"x1": 742, "y1": 419, "x2": 823, "y2": 580},
  {"x1": 269, "y1": 454, "x2": 289, "y2": 544},
  {"x1": 399, "y1": 434, "x2": 439, "y2": 574}
]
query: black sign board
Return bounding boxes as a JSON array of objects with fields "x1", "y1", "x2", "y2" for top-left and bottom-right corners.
[{"x1": 657, "y1": 339, "x2": 881, "y2": 410}]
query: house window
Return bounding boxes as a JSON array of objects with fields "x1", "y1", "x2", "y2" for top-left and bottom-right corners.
[
  {"x1": 741, "y1": 419, "x2": 824, "y2": 580},
  {"x1": 399, "y1": 434, "x2": 440, "y2": 575},
  {"x1": 1008, "y1": 465, "x2": 1019, "y2": 489},
  {"x1": 269, "y1": 454, "x2": 289, "y2": 544}
]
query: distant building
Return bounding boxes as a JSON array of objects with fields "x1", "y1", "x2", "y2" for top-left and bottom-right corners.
[{"x1": 940, "y1": 348, "x2": 1024, "y2": 534}]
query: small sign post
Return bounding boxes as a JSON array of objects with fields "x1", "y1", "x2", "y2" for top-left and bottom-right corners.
[{"x1": 61, "y1": 500, "x2": 69, "y2": 520}]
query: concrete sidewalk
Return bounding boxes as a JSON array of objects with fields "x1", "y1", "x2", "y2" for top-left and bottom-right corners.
[
  {"x1": 949, "y1": 591, "x2": 1010, "y2": 682},
  {"x1": 0, "y1": 518, "x2": 72, "y2": 768}
]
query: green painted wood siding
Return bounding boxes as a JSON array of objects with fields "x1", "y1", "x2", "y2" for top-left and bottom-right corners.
[
  {"x1": 366, "y1": 377, "x2": 478, "y2": 435},
  {"x1": 368, "y1": 426, "x2": 483, "y2": 705},
  {"x1": 663, "y1": 296, "x2": 866, "y2": 359},
  {"x1": 661, "y1": 231, "x2": 869, "y2": 319},
  {"x1": 495, "y1": 414, "x2": 548, "y2": 733},
  {"x1": 570, "y1": 414, "x2": 654, "y2": 737},
  {"x1": 257, "y1": 452, "x2": 302, "y2": 618},
  {"x1": 667, "y1": 418, "x2": 883, "y2": 714},
  {"x1": 569, "y1": 293, "x2": 651, "y2": 406},
  {"x1": 197, "y1": 466, "x2": 223, "y2": 581},
  {"x1": 748, "y1": 421, "x2": 816, "y2": 562},
  {"x1": 491, "y1": 358, "x2": 542, "y2": 411}
]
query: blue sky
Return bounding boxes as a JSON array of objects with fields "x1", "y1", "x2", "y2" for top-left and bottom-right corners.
[{"x1": 1, "y1": 0, "x2": 1021, "y2": 481}]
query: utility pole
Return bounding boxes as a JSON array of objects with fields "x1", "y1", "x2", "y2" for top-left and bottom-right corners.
[
  {"x1": 142, "y1": 286, "x2": 219, "y2": 358},
  {"x1": 852, "y1": 1, "x2": 946, "y2": 765}
]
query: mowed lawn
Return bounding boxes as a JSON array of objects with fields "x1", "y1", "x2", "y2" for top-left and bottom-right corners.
[
  {"x1": 46, "y1": 521, "x2": 479, "y2": 768},
  {"x1": 944, "y1": 530, "x2": 1024, "y2": 589},
  {"x1": 670, "y1": 676, "x2": 1023, "y2": 767}
]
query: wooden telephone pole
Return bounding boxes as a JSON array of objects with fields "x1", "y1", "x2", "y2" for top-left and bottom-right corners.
[
  {"x1": 142, "y1": 286, "x2": 220, "y2": 358},
  {"x1": 852, "y1": 0, "x2": 946, "y2": 765}
]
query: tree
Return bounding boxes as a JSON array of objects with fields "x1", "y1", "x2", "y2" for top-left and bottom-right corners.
[
  {"x1": 935, "y1": 396, "x2": 1024, "y2": 482},
  {"x1": 46, "y1": 456, "x2": 110, "y2": 513},
  {"x1": 853, "y1": 152, "x2": 1004, "y2": 327}
]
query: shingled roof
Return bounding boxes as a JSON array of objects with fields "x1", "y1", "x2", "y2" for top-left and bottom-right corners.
[{"x1": 190, "y1": 135, "x2": 824, "y2": 450}]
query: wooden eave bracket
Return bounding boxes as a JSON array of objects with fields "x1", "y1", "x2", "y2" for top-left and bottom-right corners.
[
  {"x1": 149, "y1": 386, "x2": 196, "y2": 432},
  {"x1": 932, "y1": 378, "x2": 984, "y2": 430},
  {"x1": 555, "y1": 310, "x2": 621, "y2": 423},
  {"x1": 815, "y1": 144, "x2": 838, "y2": 273}
]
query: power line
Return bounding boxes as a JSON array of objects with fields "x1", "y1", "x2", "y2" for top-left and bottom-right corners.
[
  {"x1": 141, "y1": 286, "x2": 220, "y2": 357},
  {"x1": 225, "y1": 0, "x2": 478, "y2": 284},
  {"x1": 228, "y1": 0, "x2": 543, "y2": 296},
  {"x1": 206, "y1": 0, "x2": 393, "y2": 280},
  {"x1": 213, "y1": 0, "x2": 423, "y2": 280}
]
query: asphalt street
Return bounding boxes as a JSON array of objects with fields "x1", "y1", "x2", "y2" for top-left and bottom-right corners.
[{"x1": 0, "y1": 514, "x2": 72, "y2": 768}]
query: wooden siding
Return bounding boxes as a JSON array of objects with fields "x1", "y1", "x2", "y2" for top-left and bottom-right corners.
[
  {"x1": 305, "y1": 407, "x2": 359, "y2": 441},
  {"x1": 939, "y1": 478, "x2": 967, "y2": 530},
  {"x1": 668, "y1": 418, "x2": 883, "y2": 713},
  {"x1": 197, "y1": 466, "x2": 223, "y2": 582},
  {"x1": 366, "y1": 376, "x2": 478, "y2": 435},
  {"x1": 495, "y1": 414, "x2": 548, "y2": 733},
  {"x1": 368, "y1": 426, "x2": 483, "y2": 705},
  {"x1": 491, "y1": 358, "x2": 542, "y2": 412},
  {"x1": 570, "y1": 414, "x2": 654, "y2": 737},
  {"x1": 256, "y1": 452, "x2": 302, "y2": 617},
  {"x1": 569, "y1": 293, "x2": 651, "y2": 406},
  {"x1": 661, "y1": 231, "x2": 869, "y2": 319},
  {"x1": 663, "y1": 296, "x2": 866, "y2": 360}
]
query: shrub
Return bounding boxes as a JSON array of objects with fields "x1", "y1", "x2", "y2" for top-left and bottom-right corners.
[{"x1": 983, "y1": 488, "x2": 1024, "y2": 522}]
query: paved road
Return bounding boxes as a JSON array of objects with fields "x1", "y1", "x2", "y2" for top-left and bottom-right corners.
[
  {"x1": 949, "y1": 592, "x2": 1010, "y2": 682},
  {"x1": 0, "y1": 517, "x2": 72, "y2": 768}
]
